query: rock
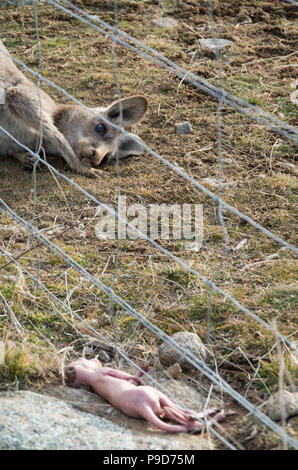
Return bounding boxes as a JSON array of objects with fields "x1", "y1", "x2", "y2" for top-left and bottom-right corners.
[
  {"x1": 83, "y1": 340, "x2": 113, "y2": 361},
  {"x1": 0, "y1": 390, "x2": 212, "y2": 450},
  {"x1": 165, "y1": 363, "x2": 182, "y2": 380},
  {"x1": 199, "y1": 38, "x2": 233, "y2": 52},
  {"x1": 222, "y1": 157, "x2": 233, "y2": 164},
  {"x1": 158, "y1": 332, "x2": 207, "y2": 370},
  {"x1": 0, "y1": 341, "x2": 5, "y2": 364},
  {"x1": 89, "y1": 15, "x2": 100, "y2": 21},
  {"x1": 0, "y1": 391, "x2": 136, "y2": 450},
  {"x1": 234, "y1": 239, "x2": 247, "y2": 251},
  {"x1": 184, "y1": 241, "x2": 203, "y2": 252},
  {"x1": 1, "y1": 0, "x2": 30, "y2": 7},
  {"x1": 277, "y1": 161, "x2": 297, "y2": 173},
  {"x1": 290, "y1": 90, "x2": 298, "y2": 106},
  {"x1": 152, "y1": 17, "x2": 179, "y2": 30},
  {"x1": 85, "y1": 339, "x2": 114, "y2": 354},
  {"x1": 202, "y1": 177, "x2": 236, "y2": 189},
  {"x1": 99, "y1": 314, "x2": 112, "y2": 326},
  {"x1": 175, "y1": 121, "x2": 193, "y2": 135},
  {"x1": 267, "y1": 391, "x2": 298, "y2": 421},
  {"x1": 287, "y1": 415, "x2": 298, "y2": 437},
  {"x1": 158, "y1": 379, "x2": 205, "y2": 411}
]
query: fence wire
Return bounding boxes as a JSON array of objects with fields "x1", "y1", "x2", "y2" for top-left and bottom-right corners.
[{"x1": 0, "y1": 0, "x2": 297, "y2": 450}]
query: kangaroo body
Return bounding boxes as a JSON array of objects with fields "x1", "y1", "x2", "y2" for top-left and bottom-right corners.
[{"x1": 0, "y1": 39, "x2": 147, "y2": 177}]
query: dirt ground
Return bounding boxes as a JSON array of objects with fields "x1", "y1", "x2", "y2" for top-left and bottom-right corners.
[{"x1": 0, "y1": 0, "x2": 297, "y2": 450}]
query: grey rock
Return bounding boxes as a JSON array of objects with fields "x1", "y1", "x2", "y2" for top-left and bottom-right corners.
[
  {"x1": 267, "y1": 391, "x2": 298, "y2": 421},
  {"x1": 0, "y1": 391, "x2": 134, "y2": 450},
  {"x1": 97, "y1": 350, "x2": 111, "y2": 363},
  {"x1": 0, "y1": 1, "x2": 32, "y2": 7},
  {"x1": 222, "y1": 157, "x2": 233, "y2": 164},
  {"x1": 290, "y1": 79, "x2": 298, "y2": 105},
  {"x1": 277, "y1": 161, "x2": 297, "y2": 172},
  {"x1": 199, "y1": 38, "x2": 233, "y2": 52},
  {"x1": 175, "y1": 121, "x2": 193, "y2": 135},
  {"x1": 90, "y1": 340, "x2": 114, "y2": 353},
  {"x1": 165, "y1": 363, "x2": 182, "y2": 380},
  {"x1": 152, "y1": 17, "x2": 179, "y2": 30},
  {"x1": 0, "y1": 390, "x2": 212, "y2": 450},
  {"x1": 202, "y1": 177, "x2": 236, "y2": 189},
  {"x1": 158, "y1": 331, "x2": 207, "y2": 370}
]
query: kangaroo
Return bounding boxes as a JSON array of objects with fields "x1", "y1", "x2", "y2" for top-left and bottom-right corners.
[
  {"x1": 66, "y1": 358, "x2": 236, "y2": 433},
  {"x1": 0, "y1": 39, "x2": 148, "y2": 178}
]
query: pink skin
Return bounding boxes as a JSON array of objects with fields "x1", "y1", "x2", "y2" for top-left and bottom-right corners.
[{"x1": 65, "y1": 358, "x2": 235, "y2": 433}]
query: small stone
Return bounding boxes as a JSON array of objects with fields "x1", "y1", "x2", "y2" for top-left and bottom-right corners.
[
  {"x1": 184, "y1": 241, "x2": 202, "y2": 252},
  {"x1": 152, "y1": 17, "x2": 179, "y2": 30},
  {"x1": 158, "y1": 331, "x2": 207, "y2": 371},
  {"x1": 175, "y1": 122, "x2": 193, "y2": 135},
  {"x1": 234, "y1": 239, "x2": 247, "y2": 251},
  {"x1": 267, "y1": 391, "x2": 298, "y2": 421},
  {"x1": 165, "y1": 363, "x2": 182, "y2": 380},
  {"x1": 128, "y1": 344, "x2": 146, "y2": 356},
  {"x1": 0, "y1": 341, "x2": 4, "y2": 365},
  {"x1": 202, "y1": 177, "x2": 236, "y2": 189},
  {"x1": 0, "y1": 390, "x2": 211, "y2": 450},
  {"x1": 199, "y1": 38, "x2": 233, "y2": 52},
  {"x1": 290, "y1": 90, "x2": 298, "y2": 105},
  {"x1": 90, "y1": 340, "x2": 114, "y2": 353},
  {"x1": 287, "y1": 415, "x2": 298, "y2": 437},
  {"x1": 222, "y1": 157, "x2": 233, "y2": 164},
  {"x1": 98, "y1": 314, "x2": 111, "y2": 327},
  {"x1": 277, "y1": 161, "x2": 297, "y2": 172},
  {"x1": 290, "y1": 78, "x2": 298, "y2": 104}
]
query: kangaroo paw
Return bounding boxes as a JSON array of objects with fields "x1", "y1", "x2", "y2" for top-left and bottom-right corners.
[{"x1": 23, "y1": 153, "x2": 40, "y2": 172}]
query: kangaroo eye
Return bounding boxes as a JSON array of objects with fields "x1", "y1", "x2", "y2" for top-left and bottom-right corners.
[{"x1": 95, "y1": 123, "x2": 106, "y2": 135}]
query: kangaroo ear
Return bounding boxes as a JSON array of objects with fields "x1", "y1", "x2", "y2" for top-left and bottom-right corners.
[
  {"x1": 118, "y1": 133, "x2": 146, "y2": 158},
  {"x1": 106, "y1": 96, "x2": 148, "y2": 126}
]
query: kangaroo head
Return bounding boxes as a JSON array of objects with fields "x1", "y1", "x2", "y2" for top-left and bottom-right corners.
[{"x1": 54, "y1": 96, "x2": 147, "y2": 167}]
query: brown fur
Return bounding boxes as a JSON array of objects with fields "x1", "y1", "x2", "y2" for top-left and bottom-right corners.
[{"x1": 66, "y1": 358, "x2": 236, "y2": 433}]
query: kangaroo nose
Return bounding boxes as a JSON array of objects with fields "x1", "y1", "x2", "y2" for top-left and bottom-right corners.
[{"x1": 94, "y1": 147, "x2": 111, "y2": 166}]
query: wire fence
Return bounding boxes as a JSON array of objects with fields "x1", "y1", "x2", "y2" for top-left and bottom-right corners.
[{"x1": 0, "y1": 0, "x2": 297, "y2": 450}]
